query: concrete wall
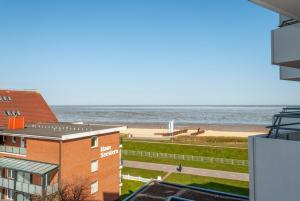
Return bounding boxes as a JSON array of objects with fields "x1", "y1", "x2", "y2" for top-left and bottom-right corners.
[{"x1": 249, "y1": 135, "x2": 300, "y2": 201}]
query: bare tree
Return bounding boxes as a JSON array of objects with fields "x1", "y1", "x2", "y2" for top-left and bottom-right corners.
[{"x1": 33, "y1": 181, "x2": 93, "y2": 201}]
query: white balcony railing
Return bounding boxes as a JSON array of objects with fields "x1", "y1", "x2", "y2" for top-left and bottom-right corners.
[
  {"x1": 272, "y1": 23, "x2": 300, "y2": 68},
  {"x1": 0, "y1": 145, "x2": 26, "y2": 155}
]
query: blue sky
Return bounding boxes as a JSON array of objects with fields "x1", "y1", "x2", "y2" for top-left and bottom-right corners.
[{"x1": 0, "y1": 0, "x2": 299, "y2": 105}]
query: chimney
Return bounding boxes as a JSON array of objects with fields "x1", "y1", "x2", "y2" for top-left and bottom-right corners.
[{"x1": 8, "y1": 116, "x2": 25, "y2": 130}]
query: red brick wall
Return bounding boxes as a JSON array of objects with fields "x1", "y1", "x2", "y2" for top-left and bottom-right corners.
[
  {"x1": 0, "y1": 138, "x2": 60, "y2": 186},
  {"x1": 60, "y1": 132, "x2": 120, "y2": 201},
  {"x1": 0, "y1": 132, "x2": 121, "y2": 201}
]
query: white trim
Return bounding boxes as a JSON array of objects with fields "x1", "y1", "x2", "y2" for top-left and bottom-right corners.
[
  {"x1": 0, "y1": 152, "x2": 26, "y2": 157},
  {"x1": 61, "y1": 126, "x2": 127, "y2": 141},
  {"x1": 12, "y1": 136, "x2": 16, "y2": 143},
  {"x1": 91, "y1": 160, "x2": 99, "y2": 172},
  {"x1": 0, "y1": 133, "x2": 61, "y2": 140},
  {"x1": 250, "y1": 0, "x2": 300, "y2": 22},
  {"x1": 0, "y1": 126, "x2": 127, "y2": 141},
  {"x1": 90, "y1": 181, "x2": 99, "y2": 194},
  {"x1": 91, "y1": 136, "x2": 99, "y2": 148}
]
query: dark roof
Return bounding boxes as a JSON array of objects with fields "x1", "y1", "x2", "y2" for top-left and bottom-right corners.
[
  {"x1": 0, "y1": 123, "x2": 126, "y2": 140},
  {"x1": 0, "y1": 89, "x2": 58, "y2": 126},
  {"x1": 123, "y1": 181, "x2": 248, "y2": 201}
]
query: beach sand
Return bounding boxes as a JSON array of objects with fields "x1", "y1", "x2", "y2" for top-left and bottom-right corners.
[{"x1": 121, "y1": 123, "x2": 268, "y2": 138}]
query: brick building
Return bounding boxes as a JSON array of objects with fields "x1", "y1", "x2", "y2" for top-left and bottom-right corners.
[{"x1": 0, "y1": 90, "x2": 125, "y2": 201}]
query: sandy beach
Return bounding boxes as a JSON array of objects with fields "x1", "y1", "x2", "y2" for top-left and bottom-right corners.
[{"x1": 121, "y1": 123, "x2": 268, "y2": 138}]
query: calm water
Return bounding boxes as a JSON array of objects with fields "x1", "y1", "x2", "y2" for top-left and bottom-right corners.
[{"x1": 51, "y1": 105, "x2": 286, "y2": 125}]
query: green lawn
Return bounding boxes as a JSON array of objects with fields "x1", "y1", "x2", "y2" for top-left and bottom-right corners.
[
  {"x1": 122, "y1": 141, "x2": 248, "y2": 173},
  {"x1": 122, "y1": 167, "x2": 167, "y2": 179},
  {"x1": 123, "y1": 141, "x2": 248, "y2": 160},
  {"x1": 123, "y1": 136, "x2": 248, "y2": 148},
  {"x1": 165, "y1": 173, "x2": 249, "y2": 196},
  {"x1": 118, "y1": 180, "x2": 144, "y2": 201}
]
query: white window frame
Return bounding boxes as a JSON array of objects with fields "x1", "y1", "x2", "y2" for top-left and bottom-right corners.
[
  {"x1": 7, "y1": 189, "x2": 13, "y2": 200},
  {"x1": 91, "y1": 136, "x2": 98, "y2": 148},
  {"x1": 12, "y1": 137, "x2": 16, "y2": 144},
  {"x1": 91, "y1": 181, "x2": 98, "y2": 194},
  {"x1": 91, "y1": 160, "x2": 98, "y2": 172},
  {"x1": 7, "y1": 169, "x2": 14, "y2": 179}
]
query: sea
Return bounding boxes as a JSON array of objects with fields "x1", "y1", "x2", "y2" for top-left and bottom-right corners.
[{"x1": 51, "y1": 105, "x2": 287, "y2": 126}]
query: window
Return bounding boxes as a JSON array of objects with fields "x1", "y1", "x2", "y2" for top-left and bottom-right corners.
[
  {"x1": 7, "y1": 169, "x2": 14, "y2": 179},
  {"x1": 12, "y1": 137, "x2": 16, "y2": 143},
  {"x1": 2, "y1": 136, "x2": 6, "y2": 142},
  {"x1": 16, "y1": 111, "x2": 21, "y2": 116},
  {"x1": 7, "y1": 96, "x2": 11, "y2": 101},
  {"x1": 91, "y1": 160, "x2": 98, "y2": 172},
  {"x1": 17, "y1": 171, "x2": 30, "y2": 184},
  {"x1": 91, "y1": 136, "x2": 98, "y2": 148},
  {"x1": 91, "y1": 181, "x2": 98, "y2": 194},
  {"x1": 7, "y1": 189, "x2": 13, "y2": 200},
  {"x1": 2, "y1": 96, "x2": 7, "y2": 101},
  {"x1": 5, "y1": 110, "x2": 11, "y2": 116}
]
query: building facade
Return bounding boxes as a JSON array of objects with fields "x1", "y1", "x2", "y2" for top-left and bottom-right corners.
[
  {"x1": 249, "y1": 1, "x2": 300, "y2": 201},
  {"x1": 0, "y1": 90, "x2": 125, "y2": 201}
]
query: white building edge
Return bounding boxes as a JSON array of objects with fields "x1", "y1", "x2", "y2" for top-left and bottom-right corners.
[{"x1": 249, "y1": 1, "x2": 300, "y2": 201}]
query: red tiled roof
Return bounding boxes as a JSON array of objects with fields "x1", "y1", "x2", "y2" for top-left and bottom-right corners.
[{"x1": 0, "y1": 90, "x2": 58, "y2": 126}]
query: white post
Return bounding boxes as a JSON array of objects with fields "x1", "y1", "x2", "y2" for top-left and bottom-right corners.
[{"x1": 171, "y1": 120, "x2": 174, "y2": 133}]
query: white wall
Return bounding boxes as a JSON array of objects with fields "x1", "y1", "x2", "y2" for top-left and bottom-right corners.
[
  {"x1": 249, "y1": 135, "x2": 300, "y2": 201},
  {"x1": 272, "y1": 23, "x2": 300, "y2": 67}
]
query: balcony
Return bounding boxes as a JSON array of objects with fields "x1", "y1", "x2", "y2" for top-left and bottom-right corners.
[
  {"x1": 0, "y1": 145, "x2": 26, "y2": 155},
  {"x1": 0, "y1": 177, "x2": 58, "y2": 196},
  {"x1": 248, "y1": 107, "x2": 300, "y2": 201},
  {"x1": 250, "y1": 0, "x2": 300, "y2": 22},
  {"x1": 280, "y1": 66, "x2": 300, "y2": 81},
  {"x1": 0, "y1": 157, "x2": 59, "y2": 198},
  {"x1": 272, "y1": 23, "x2": 300, "y2": 68}
]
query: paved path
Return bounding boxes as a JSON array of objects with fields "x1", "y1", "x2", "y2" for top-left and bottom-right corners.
[{"x1": 123, "y1": 160, "x2": 249, "y2": 181}]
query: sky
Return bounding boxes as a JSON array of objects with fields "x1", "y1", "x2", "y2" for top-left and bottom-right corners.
[{"x1": 1, "y1": 0, "x2": 300, "y2": 105}]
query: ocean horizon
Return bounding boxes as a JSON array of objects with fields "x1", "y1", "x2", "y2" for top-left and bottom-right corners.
[{"x1": 51, "y1": 105, "x2": 291, "y2": 126}]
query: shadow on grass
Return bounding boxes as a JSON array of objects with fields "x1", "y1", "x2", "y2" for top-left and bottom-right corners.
[
  {"x1": 117, "y1": 190, "x2": 134, "y2": 201},
  {"x1": 188, "y1": 182, "x2": 249, "y2": 196}
]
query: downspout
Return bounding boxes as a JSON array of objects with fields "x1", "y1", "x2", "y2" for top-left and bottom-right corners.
[{"x1": 58, "y1": 140, "x2": 62, "y2": 188}]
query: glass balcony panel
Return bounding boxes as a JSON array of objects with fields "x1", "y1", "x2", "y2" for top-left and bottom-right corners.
[
  {"x1": 35, "y1": 185, "x2": 42, "y2": 195},
  {"x1": 16, "y1": 181, "x2": 22, "y2": 191},
  {"x1": 8, "y1": 180, "x2": 14, "y2": 189},
  {"x1": 0, "y1": 177, "x2": 57, "y2": 196},
  {"x1": 28, "y1": 185, "x2": 36, "y2": 194},
  {"x1": 0, "y1": 145, "x2": 27, "y2": 155},
  {"x1": 23, "y1": 183, "x2": 29, "y2": 193}
]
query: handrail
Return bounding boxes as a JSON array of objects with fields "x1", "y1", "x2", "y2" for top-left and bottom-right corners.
[
  {"x1": 0, "y1": 177, "x2": 58, "y2": 196},
  {"x1": 0, "y1": 145, "x2": 27, "y2": 155}
]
